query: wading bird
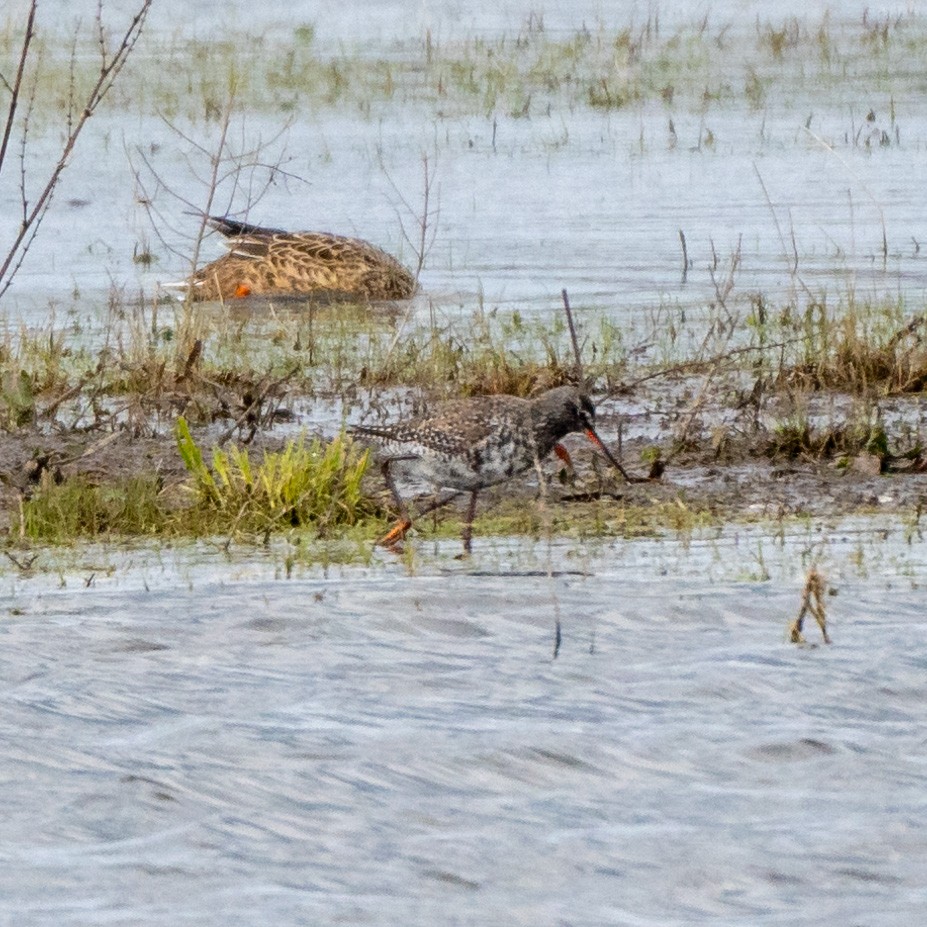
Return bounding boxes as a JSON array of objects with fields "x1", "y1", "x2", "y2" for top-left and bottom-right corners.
[{"x1": 351, "y1": 385, "x2": 627, "y2": 553}]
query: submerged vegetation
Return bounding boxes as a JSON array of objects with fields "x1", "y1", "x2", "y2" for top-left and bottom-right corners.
[{"x1": 1, "y1": 10, "x2": 925, "y2": 123}]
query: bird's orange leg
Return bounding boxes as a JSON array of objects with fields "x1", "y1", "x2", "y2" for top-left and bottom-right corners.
[
  {"x1": 378, "y1": 517, "x2": 413, "y2": 548},
  {"x1": 378, "y1": 461, "x2": 412, "y2": 549}
]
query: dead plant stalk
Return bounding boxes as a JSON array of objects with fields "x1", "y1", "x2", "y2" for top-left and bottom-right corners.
[{"x1": 788, "y1": 566, "x2": 831, "y2": 644}]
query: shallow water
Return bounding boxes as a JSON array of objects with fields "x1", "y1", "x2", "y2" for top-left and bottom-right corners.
[
  {"x1": 1, "y1": 523, "x2": 926, "y2": 925},
  {"x1": 4, "y1": 1, "x2": 927, "y2": 324}
]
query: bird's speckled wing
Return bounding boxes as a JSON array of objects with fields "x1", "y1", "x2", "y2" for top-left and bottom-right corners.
[{"x1": 352, "y1": 395, "x2": 530, "y2": 459}]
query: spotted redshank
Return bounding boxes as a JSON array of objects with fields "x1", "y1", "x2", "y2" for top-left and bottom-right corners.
[{"x1": 350, "y1": 385, "x2": 624, "y2": 553}]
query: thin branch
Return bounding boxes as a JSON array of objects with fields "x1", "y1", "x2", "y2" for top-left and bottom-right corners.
[
  {"x1": 379, "y1": 148, "x2": 439, "y2": 281},
  {"x1": 186, "y1": 88, "x2": 238, "y2": 291},
  {"x1": 561, "y1": 288, "x2": 584, "y2": 385},
  {"x1": 130, "y1": 108, "x2": 302, "y2": 267},
  {"x1": 0, "y1": 0, "x2": 154, "y2": 300},
  {"x1": 0, "y1": 0, "x2": 37, "y2": 179},
  {"x1": 608, "y1": 334, "x2": 812, "y2": 396}
]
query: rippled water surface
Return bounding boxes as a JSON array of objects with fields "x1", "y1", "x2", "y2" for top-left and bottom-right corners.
[
  {"x1": 2, "y1": 524, "x2": 926, "y2": 925},
  {"x1": 3, "y1": 2, "x2": 927, "y2": 923},
  {"x1": 5, "y1": 0, "x2": 927, "y2": 322}
]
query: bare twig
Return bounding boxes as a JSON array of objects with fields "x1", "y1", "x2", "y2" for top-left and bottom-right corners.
[
  {"x1": 186, "y1": 90, "x2": 239, "y2": 296},
  {"x1": 413, "y1": 154, "x2": 436, "y2": 282},
  {"x1": 0, "y1": 0, "x2": 37, "y2": 179},
  {"x1": 379, "y1": 149, "x2": 439, "y2": 283},
  {"x1": 4, "y1": 550, "x2": 38, "y2": 573},
  {"x1": 216, "y1": 366, "x2": 301, "y2": 445},
  {"x1": 131, "y1": 109, "x2": 300, "y2": 264},
  {"x1": 610, "y1": 335, "x2": 809, "y2": 397}
]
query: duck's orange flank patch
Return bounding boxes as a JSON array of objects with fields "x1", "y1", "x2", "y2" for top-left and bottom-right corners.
[{"x1": 234, "y1": 283, "x2": 252, "y2": 298}]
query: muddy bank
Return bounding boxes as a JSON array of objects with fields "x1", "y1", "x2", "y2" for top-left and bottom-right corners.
[{"x1": 0, "y1": 393, "x2": 922, "y2": 544}]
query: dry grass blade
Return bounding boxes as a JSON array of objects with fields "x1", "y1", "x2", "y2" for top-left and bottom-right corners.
[
  {"x1": 561, "y1": 288, "x2": 584, "y2": 386},
  {"x1": 801, "y1": 125, "x2": 889, "y2": 261}
]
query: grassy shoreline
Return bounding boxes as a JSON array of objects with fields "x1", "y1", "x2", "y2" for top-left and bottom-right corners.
[
  {"x1": 1, "y1": 7, "x2": 925, "y2": 562},
  {"x1": 0, "y1": 291, "x2": 919, "y2": 560}
]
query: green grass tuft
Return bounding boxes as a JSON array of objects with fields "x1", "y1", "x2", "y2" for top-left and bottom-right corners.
[
  {"x1": 23, "y1": 474, "x2": 169, "y2": 542},
  {"x1": 176, "y1": 417, "x2": 373, "y2": 535}
]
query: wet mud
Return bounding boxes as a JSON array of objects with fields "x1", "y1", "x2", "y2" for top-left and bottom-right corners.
[{"x1": 0, "y1": 382, "x2": 921, "y2": 540}]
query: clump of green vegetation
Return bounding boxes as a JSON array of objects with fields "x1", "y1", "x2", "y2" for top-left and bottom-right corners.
[
  {"x1": 19, "y1": 420, "x2": 375, "y2": 543},
  {"x1": 175, "y1": 417, "x2": 373, "y2": 535},
  {"x1": 22, "y1": 474, "x2": 169, "y2": 542},
  {"x1": 768, "y1": 417, "x2": 889, "y2": 461}
]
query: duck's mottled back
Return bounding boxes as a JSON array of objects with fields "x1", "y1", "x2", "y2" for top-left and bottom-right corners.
[{"x1": 176, "y1": 216, "x2": 416, "y2": 302}]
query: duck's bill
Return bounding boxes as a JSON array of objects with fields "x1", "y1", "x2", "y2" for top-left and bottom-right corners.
[{"x1": 584, "y1": 428, "x2": 634, "y2": 481}]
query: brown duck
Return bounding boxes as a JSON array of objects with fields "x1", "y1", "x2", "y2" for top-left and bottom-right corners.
[{"x1": 174, "y1": 216, "x2": 417, "y2": 301}]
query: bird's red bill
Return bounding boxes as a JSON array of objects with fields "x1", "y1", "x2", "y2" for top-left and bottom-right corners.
[{"x1": 584, "y1": 428, "x2": 629, "y2": 475}]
